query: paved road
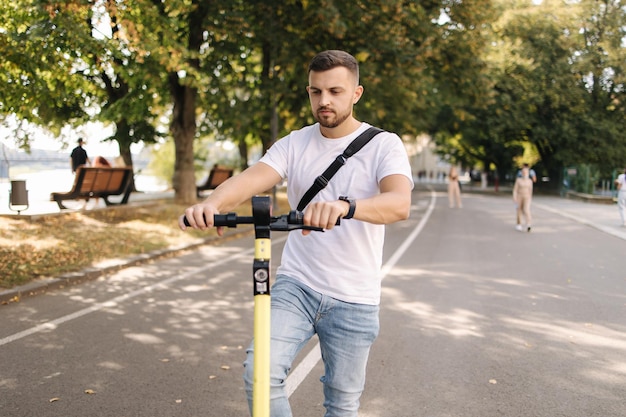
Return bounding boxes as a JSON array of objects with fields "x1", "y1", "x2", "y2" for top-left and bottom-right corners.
[{"x1": 1, "y1": 186, "x2": 625, "y2": 416}]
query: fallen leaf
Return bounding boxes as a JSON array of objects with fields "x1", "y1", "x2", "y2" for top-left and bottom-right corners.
[
  {"x1": 209, "y1": 375, "x2": 217, "y2": 379},
  {"x1": 489, "y1": 379, "x2": 497, "y2": 384},
  {"x1": 175, "y1": 399, "x2": 182, "y2": 404},
  {"x1": 49, "y1": 397, "x2": 60, "y2": 403},
  {"x1": 221, "y1": 365, "x2": 231, "y2": 370},
  {"x1": 84, "y1": 389, "x2": 96, "y2": 394}
]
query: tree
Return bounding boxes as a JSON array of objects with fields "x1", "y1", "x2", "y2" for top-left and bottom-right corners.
[
  {"x1": 3, "y1": 1, "x2": 514, "y2": 203},
  {"x1": 569, "y1": 0, "x2": 626, "y2": 174},
  {"x1": 0, "y1": 0, "x2": 162, "y2": 187},
  {"x1": 458, "y1": 0, "x2": 625, "y2": 184},
  {"x1": 0, "y1": 1, "x2": 95, "y2": 149},
  {"x1": 427, "y1": 1, "x2": 503, "y2": 170}
]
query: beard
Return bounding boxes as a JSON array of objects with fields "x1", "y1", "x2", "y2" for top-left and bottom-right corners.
[{"x1": 314, "y1": 106, "x2": 351, "y2": 129}]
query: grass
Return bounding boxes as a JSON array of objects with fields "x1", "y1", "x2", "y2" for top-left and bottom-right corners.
[{"x1": 0, "y1": 194, "x2": 288, "y2": 290}]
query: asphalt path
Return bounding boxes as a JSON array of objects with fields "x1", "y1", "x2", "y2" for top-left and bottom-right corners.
[{"x1": 1, "y1": 186, "x2": 625, "y2": 417}]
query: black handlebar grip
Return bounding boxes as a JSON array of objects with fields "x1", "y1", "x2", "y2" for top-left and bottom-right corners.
[
  {"x1": 213, "y1": 213, "x2": 239, "y2": 227},
  {"x1": 286, "y1": 210, "x2": 340, "y2": 226},
  {"x1": 182, "y1": 213, "x2": 231, "y2": 227},
  {"x1": 183, "y1": 212, "x2": 250, "y2": 228},
  {"x1": 287, "y1": 210, "x2": 304, "y2": 225}
]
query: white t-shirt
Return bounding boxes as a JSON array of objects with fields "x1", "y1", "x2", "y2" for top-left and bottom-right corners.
[
  {"x1": 617, "y1": 173, "x2": 626, "y2": 192},
  {"x1": 259, "y1": 122, "x2": 414, "y2": 305}
]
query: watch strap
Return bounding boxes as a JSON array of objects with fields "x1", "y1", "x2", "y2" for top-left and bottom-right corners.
[{"x1": 339, "y1": 196, "x2": 356, "y2": 219}]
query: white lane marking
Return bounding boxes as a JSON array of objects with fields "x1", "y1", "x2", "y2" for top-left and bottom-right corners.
[
  {"x1": 380, "y1": 189, "x2": 437, "y2": 279},
  {"x1": 285, "y1": 341, "x2": 322, "y2": 397}
]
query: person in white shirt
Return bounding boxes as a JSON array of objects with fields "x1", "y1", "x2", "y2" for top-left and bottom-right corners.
[
  {"x1": 180, "y1": 50, "x2": 413, "y2": 417},
  {"x1": 614, "y1": 168, "x2": 626, "y2": 226}
]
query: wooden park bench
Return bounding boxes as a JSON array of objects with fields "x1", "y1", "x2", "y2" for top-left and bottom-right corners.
[
  {"x1": 50, "y1": 166, "x2": 134, "y2": 210},
  {"x1": 196, "y1": 164, "x2": 234, "y2": 197}
]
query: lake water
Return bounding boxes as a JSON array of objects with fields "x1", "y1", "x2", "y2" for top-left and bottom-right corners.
[{"x1": 0, "y1": 169, "x2": 169, "y2": 215}]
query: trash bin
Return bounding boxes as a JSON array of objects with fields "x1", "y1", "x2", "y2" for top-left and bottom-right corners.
[{"x1": 9, "y1": 180, "x2": 29, "y2": 214}]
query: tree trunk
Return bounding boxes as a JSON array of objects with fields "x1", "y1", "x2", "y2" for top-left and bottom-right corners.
[
  {"x1": 238, "y1": 140, "x2": 248, "y2": 171},
  {"x1": 170, "y1": 73, "x2": 198, "y2": 205},
  {"x1": 115, "y1": 119, "x2": 137, "y2": 192},
  {"x1": 262, "y1": 42, "x2": 278, "y2": 153}
]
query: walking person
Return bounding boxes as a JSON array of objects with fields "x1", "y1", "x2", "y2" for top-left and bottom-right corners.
[
  {"x1": 614, "y1": 168, "x2": 626, "y2": 226},
  {"x1": 513, "y1": 165, "x2": 533, "y2": 232},
  {"x1": 180, "y1": 50, "x2": 413, "y2": 417},
  {"x1": 447, "y1": 165, "x2": 462, "y2": 208},
  {"x1": 70, "y1": 138, "x2": 91, "y2": 173},
  {"x1": 514, "y1": 163, "x2": 537, "y2": 225}
]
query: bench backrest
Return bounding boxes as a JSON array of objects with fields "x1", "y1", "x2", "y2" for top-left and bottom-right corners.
[
  {"x1": 73, "y1": 167, "x2": 133, "y2": 195},
  {"x1": 207, "y1": 167, "x2": 233, "y2": 188}
]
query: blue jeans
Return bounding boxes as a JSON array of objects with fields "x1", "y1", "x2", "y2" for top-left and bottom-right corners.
[{"x1": 243, "y1": 275, "x2": 380, "y2": 417}]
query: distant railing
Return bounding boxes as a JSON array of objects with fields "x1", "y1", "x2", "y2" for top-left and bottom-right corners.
[
  {"x1": 3, "y1": 157, "x2": 69, "y2": 162},
  {"x1": 561, "y1": 165, "x2": 619, "y2": 198}
]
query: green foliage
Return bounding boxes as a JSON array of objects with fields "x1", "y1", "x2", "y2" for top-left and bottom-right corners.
[
  {"x1": 148, "y1": 136, "x2": 241, "y2": 186},
  {"x1": 147, "y1": 141, "x2": 175, "y2": 187},
  {"x1": 433, "y1": 0, "x2": 626, "y2": 186},
  {"x1": 0, "y1": 1, "x2": 95, "y2": 145},
  {"x1": 2, "y1": 0, "x2": 625, "y2": 198}
]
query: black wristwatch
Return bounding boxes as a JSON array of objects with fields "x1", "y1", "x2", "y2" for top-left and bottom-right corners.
[{"x1": 339, "y1": 196, "x2": 356, "y2": 219}]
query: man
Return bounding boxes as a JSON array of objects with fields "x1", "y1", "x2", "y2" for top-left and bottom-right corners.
[
  {"x1": 614, "y1": 168, "x2": 626, "y2": 226},
  {"x1": 180, "y1": 50, "x2": 413, "y2": 416},
  {"x1": 70, "y1": 138, "x2": 90, "y2": 173}
]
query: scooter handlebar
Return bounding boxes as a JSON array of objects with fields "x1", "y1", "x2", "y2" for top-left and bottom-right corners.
[{"x1": 183, "y1": 210, "x2": 339, "y2": 232}]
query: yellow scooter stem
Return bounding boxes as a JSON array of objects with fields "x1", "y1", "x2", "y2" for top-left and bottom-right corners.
[{"x1": 253, "y1": 293, "x2": 270, "y2": 417}]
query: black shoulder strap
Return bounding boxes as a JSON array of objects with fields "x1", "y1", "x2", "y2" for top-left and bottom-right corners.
[{"x1": 296, "y1": 127, "x2": 383, "y2": 211}]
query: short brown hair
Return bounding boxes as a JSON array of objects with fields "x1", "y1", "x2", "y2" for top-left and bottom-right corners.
[{"x1": 308, "y1": 50, "x2": 359, "y2": 84}]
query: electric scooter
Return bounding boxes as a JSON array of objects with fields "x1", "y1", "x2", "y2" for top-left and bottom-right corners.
[{"x1": 185, "y1": 195, "x2": 330, "y2": 417}]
